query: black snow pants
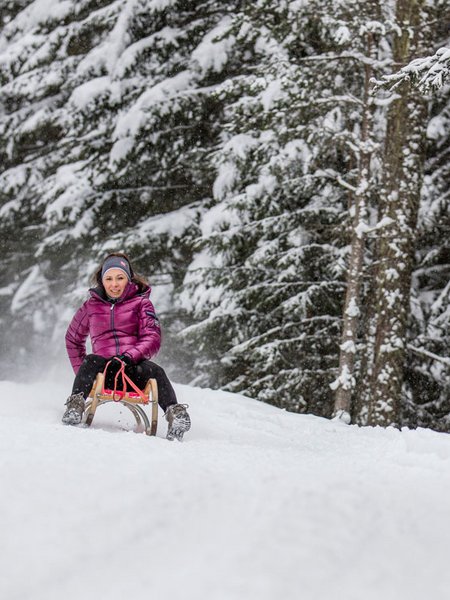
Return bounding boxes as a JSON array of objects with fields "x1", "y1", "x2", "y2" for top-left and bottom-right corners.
[{"x1": 71, "y1": 354, "x2": 177, "y2": 412}]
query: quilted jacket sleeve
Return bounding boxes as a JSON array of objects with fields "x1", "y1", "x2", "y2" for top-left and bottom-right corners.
[
  {"x1": 125, "y1": 297, "x2": 161, "y2": 364},
  {"x1": 65, "y1": 302, "x2": 90, "y2": 374}
]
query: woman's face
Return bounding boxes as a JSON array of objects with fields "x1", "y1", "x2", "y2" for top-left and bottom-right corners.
[{"x1": 102, "y1": 269, "x2": 128, "y2": 299}]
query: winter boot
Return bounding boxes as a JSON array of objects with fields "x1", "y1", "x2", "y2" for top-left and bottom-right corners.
[
  {"x1": 62, "y1": 392, "x2": 85, "y2": 425},
  {"x1": 165, "y1": 404, "x2": 191, "y2": 441}
]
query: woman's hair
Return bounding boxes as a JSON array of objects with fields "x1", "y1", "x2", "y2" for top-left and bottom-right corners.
[{"x1": 91, "y1": 252, "x2": 148, "y2": 291}]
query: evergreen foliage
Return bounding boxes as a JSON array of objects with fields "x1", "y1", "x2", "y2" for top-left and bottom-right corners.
[
  {"x1": 0, "y1": 0, "x2": 240, "y2": 378},
  {"x1": 407, "y1": 82, "x2": 450, "y2": 429},
  {"x1": 0, "y1": 0, "x2": 448, "y2": 430},
  {"x1": 182, "y1": 0, "x2": 386, "y2": 415}
]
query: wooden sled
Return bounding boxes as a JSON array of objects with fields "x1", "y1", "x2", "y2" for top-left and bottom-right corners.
[{"x1": 84, "y1": 360, "x2": 158, "y2": 436}]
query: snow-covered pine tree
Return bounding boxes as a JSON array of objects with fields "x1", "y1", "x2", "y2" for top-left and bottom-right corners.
[
  {"x1": 357, "y1": 0, "x2": 446, "y2": 427},
  {"x1": 180, "y1": 0, "x2": 449, "y2": 425},
  {"x1": 0, "y1": 0, "x2": 241, "y2": 378},
  {"x1": 180, "y1": 0, "x2": 389, "y2": 415},
  {"x1": 329, "y1": 0, "x2": 387, "y2": 423},
  {"x1": 398, "y1": 6, "x2": 450, "y2": 429},
  {"x1": 408, "y1": 132, "x2": 450, "y2": 428}
]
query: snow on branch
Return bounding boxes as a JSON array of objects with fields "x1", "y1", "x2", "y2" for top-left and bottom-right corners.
[
  {"x1": 407, "y1": 344, "x2": 450, "y2": 367},
  {"x1": 372, "y1": 47, "x2": 450, "y2": 94}
]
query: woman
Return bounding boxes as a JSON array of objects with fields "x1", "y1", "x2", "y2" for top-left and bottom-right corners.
[{"x1": 63, "y1": 252, "x2": 191, "y2": 441}]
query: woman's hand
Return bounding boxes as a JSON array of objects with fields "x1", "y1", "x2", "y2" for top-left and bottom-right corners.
[{"x1": 112, "y1": 354, "x2": 134, "y2": 366}]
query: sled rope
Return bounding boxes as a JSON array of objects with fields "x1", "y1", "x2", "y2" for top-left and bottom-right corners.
[{"x1": 102, "y1": 359, "x2": 148, "y2": 404}]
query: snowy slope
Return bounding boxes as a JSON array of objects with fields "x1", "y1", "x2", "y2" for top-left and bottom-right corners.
[{"x1": 1, "y1": 379, "x2": 450, "y2": 600}]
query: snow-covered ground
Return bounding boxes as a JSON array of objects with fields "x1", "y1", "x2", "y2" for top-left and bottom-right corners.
[{"x1": 1, "y1": 378, "x2": 450, "y2": 600}]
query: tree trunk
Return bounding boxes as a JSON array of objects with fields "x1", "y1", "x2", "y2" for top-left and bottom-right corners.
[
  {"x1": 332, "y1": 34, "x2": 375, "y2": 423},
  {"x1": 367, "y1": 0, "x2": 428, "y2": 426}
]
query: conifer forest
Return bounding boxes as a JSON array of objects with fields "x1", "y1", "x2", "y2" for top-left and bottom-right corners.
[{"x1": 0, "y1": 0, "x2": 449, "y2": 430}]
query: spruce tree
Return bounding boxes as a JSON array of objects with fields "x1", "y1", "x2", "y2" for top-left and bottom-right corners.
[
  {"x1": 180, "y1": 0, "x2": 382, "y2": 414},
  {"x1": 358, "y1": 0, "x2": 447, "y2": 427},
  {"x1": 382, "y1": 6, "x2": 450, "y2": 429},
  {"x1": 181, "y1": 0, "x2": 450, "y2": 426},
  {"x1": 0, "y1": 0, "x2": 241, "y2": 378}
]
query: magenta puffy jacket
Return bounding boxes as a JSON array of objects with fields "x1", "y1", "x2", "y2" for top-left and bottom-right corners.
[{"x1": 65, "y1": 282, "x2": 161, "y2": 373}]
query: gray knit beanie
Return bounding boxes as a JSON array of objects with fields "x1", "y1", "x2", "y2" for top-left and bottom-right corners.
[{"x1": 101, "y1": 256, "x2": 132, "y2": 281}]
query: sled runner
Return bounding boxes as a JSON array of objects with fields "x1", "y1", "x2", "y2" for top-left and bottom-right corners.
[{"x1": 84, "y1": 359, "x2": 158, "y2": 436}]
